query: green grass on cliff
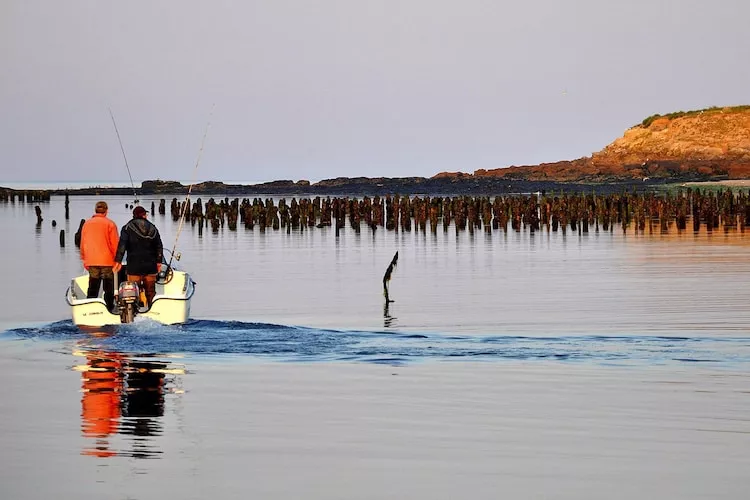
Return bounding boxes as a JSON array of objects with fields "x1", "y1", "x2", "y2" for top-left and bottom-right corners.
[{"x1": 640, "y1": 105, "x2": 750, "y2": 128}]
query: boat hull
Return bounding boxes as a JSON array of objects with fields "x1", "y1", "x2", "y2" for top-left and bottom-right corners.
[{"x1": 66, "y1": 270, "x2": 195, "y2": 327}]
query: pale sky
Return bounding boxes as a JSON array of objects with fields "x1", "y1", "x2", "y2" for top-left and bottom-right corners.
[{"x1": 1, "y1": 0, "x2": 748, "y2": 184}]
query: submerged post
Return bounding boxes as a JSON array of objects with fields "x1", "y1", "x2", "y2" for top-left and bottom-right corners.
[{"x1": 383, "y1": 251, "x2": 399, "y2": 304}]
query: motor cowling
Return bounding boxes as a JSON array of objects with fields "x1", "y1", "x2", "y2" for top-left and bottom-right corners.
[
  {"x1": 118, "y1": 281, "x2": 140, "y2": 303},
  {"x1": 118, "y1": 281, "x2": 140, "y2": 323}
]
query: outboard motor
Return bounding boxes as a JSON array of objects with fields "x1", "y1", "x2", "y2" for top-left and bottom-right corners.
[{"x1": 118, "y1": 281, "x2": 140, "y2": 323}]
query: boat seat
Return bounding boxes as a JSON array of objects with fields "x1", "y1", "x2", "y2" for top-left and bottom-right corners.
[{"x1": 70, "y1": 277, "x2": 88, "y2": 300}]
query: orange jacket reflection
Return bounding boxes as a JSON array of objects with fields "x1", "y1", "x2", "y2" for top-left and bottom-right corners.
[{"x1": 81, "y1": 352, "x2": 123, "y2": 457}]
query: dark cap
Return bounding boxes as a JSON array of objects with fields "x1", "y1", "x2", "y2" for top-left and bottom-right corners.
[{"x1": 133, "y1": 206, "x2": 148, "y2": 217}]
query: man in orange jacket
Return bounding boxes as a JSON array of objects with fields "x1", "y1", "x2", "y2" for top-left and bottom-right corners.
[{"x1": 80, "y1": 201, "x2": 119, "y2": 311}]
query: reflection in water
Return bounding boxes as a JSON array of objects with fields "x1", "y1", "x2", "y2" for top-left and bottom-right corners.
[
  {"x1": 383, "y1": 302, "x2": 396, "y2": 328},
  {"x1": 79, "y1": 351, "x2": 123, "y2": 458},
  {"x1": 74, "y1": 331, "x2": 184, "y2": 459}
]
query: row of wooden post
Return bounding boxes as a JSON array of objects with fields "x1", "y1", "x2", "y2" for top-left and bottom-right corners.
[
  {"x1": 157, "y1": 188, "x2": 750, "y2": 235},
  {"x1": 25, "y1": 189, "x2": 750, "y2": 247},
  {"x1": 0, "y1": 189, "x2": 51, "y2": 203}
]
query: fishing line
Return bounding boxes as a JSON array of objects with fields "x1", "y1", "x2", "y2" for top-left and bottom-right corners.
[
  {"x1": 108, "y1": 107, "x2": 139, "y2": 204},
  {"x1": 168, "y1": 103, "x2": 215, "y2": 268}
]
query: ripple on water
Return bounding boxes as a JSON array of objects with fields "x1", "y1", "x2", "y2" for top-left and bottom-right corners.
[{"x1": 3, "y1": 319, "x2": 750, "y2": 367}]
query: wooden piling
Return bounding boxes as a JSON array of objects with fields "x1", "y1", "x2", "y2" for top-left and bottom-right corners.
[
  {"x1": 74, "y1": 219, "x2": 85, "y2": 247},
  {"x1": 61, "y1": 189, "x2": 750, "y2": 238}
]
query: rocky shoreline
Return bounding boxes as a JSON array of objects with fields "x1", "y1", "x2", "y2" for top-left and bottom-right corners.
[
  {"x1": 4, "y1": 106, "x2": 748, "y2": 198},
  {"x1": 4, "y1": 105, "x2": 749, "y2": 198},
  {"x1": 1, "y1": 177, "x2": 668, "y2": 199}
]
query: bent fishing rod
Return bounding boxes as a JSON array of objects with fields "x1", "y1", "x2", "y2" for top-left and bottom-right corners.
[
  {"x1": 167, "y1": 104, "x2": 215, "y2": 269},
  {"x1": 108, "y1": 108, "x2": 139, "y2": 204}
]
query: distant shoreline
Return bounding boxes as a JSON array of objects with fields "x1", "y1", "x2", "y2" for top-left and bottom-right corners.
[
  {"x1": 681, "y1": 179, "x2": 750, "y2": 187},
  {"x1": 3, "y1": 177, "x2": 749, "y2": 199},
  {"x1": 1, "y1": 177, "x2": 677, "y2": 197}
]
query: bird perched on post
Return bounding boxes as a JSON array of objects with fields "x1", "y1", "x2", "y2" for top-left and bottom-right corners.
[{"x1": 383, "y1": 251, "x2": 398, "y2": 303}]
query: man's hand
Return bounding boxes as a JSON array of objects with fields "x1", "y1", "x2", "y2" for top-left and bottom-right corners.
[
  {"x1": 113, "y1": 262, "x2": 122, "y2": 273},
  {"x1": 157, "y1": 263, "x2": 162, "y2": 272}
]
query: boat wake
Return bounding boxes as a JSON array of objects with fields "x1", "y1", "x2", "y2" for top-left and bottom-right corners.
[{"x1": 3, "y1": 319, "x2": 750, "y2": 367}]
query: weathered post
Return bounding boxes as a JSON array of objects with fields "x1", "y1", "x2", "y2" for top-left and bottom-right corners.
[
  {"x1": 383, "y1": 251, "x2": 398, "y2": 304},
  {"x1": 74, "y1": 219, "x2": 85, "y2": 247},
  {"x1": 334, "y1": 198, "x2": 341, "y2": 237},
  {"x1": 443, "y1": 197, "x2": 452, "y2": 232}
]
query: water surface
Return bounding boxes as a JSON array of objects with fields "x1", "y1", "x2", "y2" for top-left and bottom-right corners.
[{"x1": 1, "y1": 194, "x2": 749, "y2": 499}]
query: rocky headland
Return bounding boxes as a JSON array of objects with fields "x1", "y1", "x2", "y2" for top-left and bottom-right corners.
[
  {"x1": 440, "y1": 105, "x2": 750, "y2": 184},
  {"x1": 4, "y1": 105, "x2": 750, "y2": 197}
]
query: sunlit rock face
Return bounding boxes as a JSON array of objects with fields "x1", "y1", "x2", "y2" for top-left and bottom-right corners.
[{"x1": 436, "y1": 106, "x2": 750, "y2": 182}]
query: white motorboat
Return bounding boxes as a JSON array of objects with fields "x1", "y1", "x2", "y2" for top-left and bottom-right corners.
[
  {"x1": 69, "y1": 109, "x2": 205, "y2": 328},
  {"x1": 66, "y1": 263, "x2": 195, "y2": 327}
]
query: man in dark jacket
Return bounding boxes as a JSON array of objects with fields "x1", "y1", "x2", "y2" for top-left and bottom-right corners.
[{"x1": 113, "y1": 206, "x2": 164, "y2": 308}]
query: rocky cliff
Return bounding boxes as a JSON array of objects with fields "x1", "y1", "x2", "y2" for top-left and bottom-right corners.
[
  {"x1": 27, "y1": 106, "x2": 750, "y2": 198},
  {"x1": 439, "y1": 106, "x2": 750, "y2": 182}
]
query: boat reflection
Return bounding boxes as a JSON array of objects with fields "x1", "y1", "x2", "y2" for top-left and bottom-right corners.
[{"x1": 73, "y1": 330, "x2": 185, "y2": 459}]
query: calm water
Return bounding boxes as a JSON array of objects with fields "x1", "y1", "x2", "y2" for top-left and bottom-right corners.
[{"x1": 1, "y1": 194, "x2": 749, "y2": 499}]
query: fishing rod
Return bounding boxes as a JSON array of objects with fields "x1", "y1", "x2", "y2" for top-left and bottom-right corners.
[
  {"x1": 108, "y1": 107, "x2": 139, "y2": 204},
  {"x1": 167, "y1": 104, "x2": 215, "y2": 269}
]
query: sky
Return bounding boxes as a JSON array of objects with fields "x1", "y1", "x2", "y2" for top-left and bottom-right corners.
[{"x1": 1, "y1": 0, "x2": 749, "y2": 185}]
